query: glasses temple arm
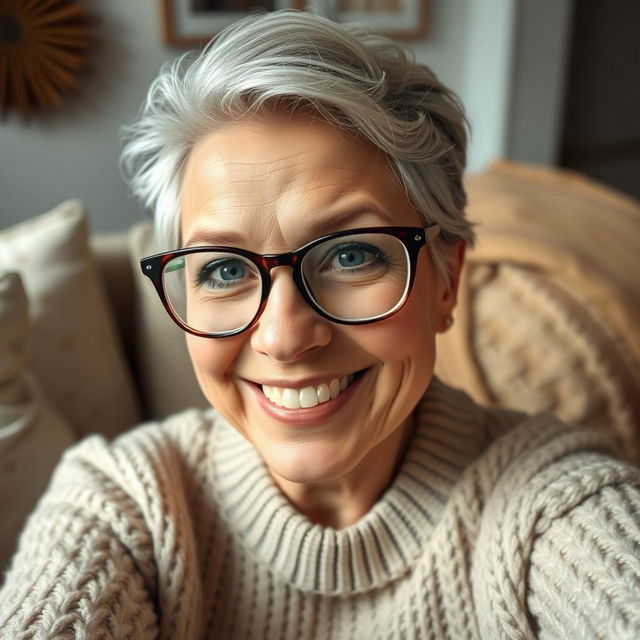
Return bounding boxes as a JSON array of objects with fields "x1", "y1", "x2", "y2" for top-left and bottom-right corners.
[{"x1": 425, "y1": 224, "x2": 441, "y2": 243}]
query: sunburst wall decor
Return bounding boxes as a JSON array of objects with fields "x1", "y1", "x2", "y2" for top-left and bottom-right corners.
[{"x1": 0, "y1": 0, "x2": 91, "y2": 118}]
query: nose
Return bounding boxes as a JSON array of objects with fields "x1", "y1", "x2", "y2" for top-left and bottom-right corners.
[{"x1": 250, "y1": 267, "x2": 332, "y2": 362}]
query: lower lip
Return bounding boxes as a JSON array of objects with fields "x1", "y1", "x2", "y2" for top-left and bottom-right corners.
[{"x1": 244, "y1": 371, "x2": 367, "y2": 427}]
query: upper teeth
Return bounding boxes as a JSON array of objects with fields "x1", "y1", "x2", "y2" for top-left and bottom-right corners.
[{"x1": 262, "y1": 374, "x2": 354, "y2": 409}]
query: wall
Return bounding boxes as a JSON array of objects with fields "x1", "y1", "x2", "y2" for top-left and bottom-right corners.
[
  {"x1": 1, "y1": 1, "x2": 171, "y2": 232},
  {"x1": 0, "y1": 0, "x2": 563, "y2": 234},
  {"x1": 507, "y1": 0, "x2": 574, "y2": 166}
]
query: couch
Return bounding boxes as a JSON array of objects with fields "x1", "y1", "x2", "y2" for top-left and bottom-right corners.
[{"x1": 1, "y1": 160, "x2": 639, "y2": 577}]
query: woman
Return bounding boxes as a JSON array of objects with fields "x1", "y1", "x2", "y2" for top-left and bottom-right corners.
[{"x1": 1, "y1": 10, "x2": 639, "y2": 639}]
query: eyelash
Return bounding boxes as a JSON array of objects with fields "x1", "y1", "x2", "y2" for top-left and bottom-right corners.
[
  {"x1": 321, "y1": 242, "x2": 387, "y2": 271},
  {"x1": 195, "y1": 259, "x2": 247, "y2": 289}
]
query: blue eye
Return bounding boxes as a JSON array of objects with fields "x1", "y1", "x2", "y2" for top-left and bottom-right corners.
[
  {"x1": 216, "y1": 261, "x2": 246, "y2": 280},
  {"x1": 197, "y1": 258, "x2": 249, "y2": 288},
  {"x1": 326, "y1": 242, "x2": 382, "y2": 271},
  {"x1": 337, "y1": 248, "x2": 366, "y2": 267}
]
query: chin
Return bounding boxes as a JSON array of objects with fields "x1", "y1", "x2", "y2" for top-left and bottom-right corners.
[{"x1": 260, "y1": 439, "x2": 358, "y2": 486}]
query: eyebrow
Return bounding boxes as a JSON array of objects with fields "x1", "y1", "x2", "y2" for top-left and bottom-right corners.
[
  {"x1": 183, "y1": 228, "x2": 245, "y2": 248},
  {"x1": 309, "y1": 206, "x2": 396, "y2": 236},
  {"x1": 183, "y1": 205, "x2": 397, "y2": 249}
]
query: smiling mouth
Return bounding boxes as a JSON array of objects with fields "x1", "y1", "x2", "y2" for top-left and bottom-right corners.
[{"x1": 260, "y1": 371, "x2": 366, "y2": 409}]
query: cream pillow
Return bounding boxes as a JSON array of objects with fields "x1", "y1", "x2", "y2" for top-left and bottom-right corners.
[
  {"x1": 129, "y1": 223, "x2": 207, "y2": 419},
  {"x1": 0, "y1": 272, "x2": 76, "y2": 576},
  {"x1": 0, "y1": 201, "x2": 141, "y2": 439}
]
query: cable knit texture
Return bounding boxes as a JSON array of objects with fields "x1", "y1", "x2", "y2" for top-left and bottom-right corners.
[{"x1": 1, "y1": 378, "x2": 639, "y2": 639}]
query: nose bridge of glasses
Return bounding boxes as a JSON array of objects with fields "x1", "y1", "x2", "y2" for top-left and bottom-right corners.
[
  {"x1": 261, "y1": 251, "x2": 301, "y2": 272},
  {"x1": 259, "y1": 251, "x2": 316, "y2": 317}
]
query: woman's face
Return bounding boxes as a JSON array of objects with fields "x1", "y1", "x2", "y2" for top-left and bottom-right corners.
[{"x1": 180, "y1": 112, "x2": 462, "y2": 490}]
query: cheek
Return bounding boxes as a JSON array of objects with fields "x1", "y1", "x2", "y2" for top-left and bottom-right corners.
[
  {"x1": 186, "y1": 334, "x2": 243, "y2": 405},
  {"x1": 355, "y1": 313, "x2": 434, "y2": 363},
  {"x1": 353, "y1": 288, "x2": 437, "y2": 396},
  {"x1": 361, "y1": 307, "x2": 436, "y2": 375},
  {"x1": 187, "y1": 335, "x2": 223, "y2": 375},
  {"x1": 352, "y1": 266, "x2": 439, "y2": 417},
  {"x1": 365, "y1": 268, "x2": 439, "y2": 364}
]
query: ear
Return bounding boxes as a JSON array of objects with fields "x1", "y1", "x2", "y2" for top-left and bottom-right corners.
[{"x1": 436, "y1": 240, "x2": 466, "y2": 333}]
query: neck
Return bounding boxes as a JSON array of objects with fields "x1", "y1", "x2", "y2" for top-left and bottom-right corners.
[{"x1": 270, "y1": 414, "x2": 415, "y2": 529}]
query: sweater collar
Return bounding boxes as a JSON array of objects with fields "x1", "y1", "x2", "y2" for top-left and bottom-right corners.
[{"x1": 211, "y1": 377, "x2": 488, "y2": 595}]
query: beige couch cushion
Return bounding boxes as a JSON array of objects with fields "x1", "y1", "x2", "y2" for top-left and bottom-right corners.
[
  {"x1": 129, "y1": 223, "x2": 207, "y2": 419},
  {"x1": 0, "y1": 272, "x2": 76, "y2": 575},
  {"x1": 0, "y1": 201, "x2": 141, "y2": 438},
  {"x1": 90, "y1": 232, "x2": 137, "y2": 372}
]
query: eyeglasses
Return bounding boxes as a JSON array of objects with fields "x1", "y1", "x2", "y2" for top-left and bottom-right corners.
[{"x1": 140, "y1": 225, "x2": 440, "y2": 338}]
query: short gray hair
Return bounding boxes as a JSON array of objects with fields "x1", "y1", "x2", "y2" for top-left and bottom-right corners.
[{"x1": 121, "y1": 10, "x2": 474, "y2": 284}]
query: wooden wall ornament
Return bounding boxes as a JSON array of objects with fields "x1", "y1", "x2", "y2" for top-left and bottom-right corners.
[{"x1": 0, "y1": 0, "x2": 90, "y2": 118}]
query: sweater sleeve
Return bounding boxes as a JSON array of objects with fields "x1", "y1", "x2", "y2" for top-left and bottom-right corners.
[
  {"x1": 0, "y1": 436, "x2": 159, "y2": 640},
  {"x1": 471, "y1": 418, "x2": 640, "y2": 640},
  {"x1": 527, "y1": 482, "x2": 640, "y2": 639}
]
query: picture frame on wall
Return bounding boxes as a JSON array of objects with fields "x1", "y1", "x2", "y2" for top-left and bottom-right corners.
[
  {"x1": 160, "y1": 0, "x2": 304, "y2": 46},
  {"x1": 317, "y1": 0, "x2": 428, "y2": 40},
  {"x1": 160, "y1": 0, "x2": 428, "y2": 46}
]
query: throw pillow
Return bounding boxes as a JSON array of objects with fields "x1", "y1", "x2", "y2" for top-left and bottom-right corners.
[
  {"x1": 0, "y1": 201, "x2": 141, "y2": 439},
  {"x1": 0, "y1": 271, "x2": 76, "y2": 577}
]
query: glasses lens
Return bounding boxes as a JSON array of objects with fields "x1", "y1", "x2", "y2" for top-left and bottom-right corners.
[
  {"x1": 162, "y1": 251, "x2": 262, "y2": 335},
  {"x1": 302, "y1": 232, "x2": 410, "y2": 321}
]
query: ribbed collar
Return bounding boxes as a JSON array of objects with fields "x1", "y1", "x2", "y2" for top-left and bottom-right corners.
[{"x1": 210, "y1": 377, "x2": 488, "y2": 595}]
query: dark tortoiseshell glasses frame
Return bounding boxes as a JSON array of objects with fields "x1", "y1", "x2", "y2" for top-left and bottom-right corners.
[{"x1": 140, "y1": 224, "x2": 441, "y2": 338}]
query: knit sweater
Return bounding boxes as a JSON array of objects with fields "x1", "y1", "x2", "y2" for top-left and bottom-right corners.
[{"x1": 1, "y1": 379, "x2": 639, "y2": 639}]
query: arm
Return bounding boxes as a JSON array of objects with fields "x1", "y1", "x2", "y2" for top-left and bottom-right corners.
[
  {"x1": 471, "y1": 423, "x2": 640, "y2": 640},
  {"x1": 0, "y1": 438, "x2": 159, "y2": 640},
  {"x1": 527, "y1": 482, "x2": 640, "y2": 639}
]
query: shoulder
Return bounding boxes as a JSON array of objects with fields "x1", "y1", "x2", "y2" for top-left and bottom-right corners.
[
  {"x1": 493, "y1": 413, "x2": 637, "y2": 519},
  {"x1": 418, "y1": 378, "x2": 633, "y2": 507},
  {"x1": 39, "y1": 407, "x2": 223, "y2": 526},
  {"x1": 472, "y1": 410, "x2": 638, "y2": 556},
  {"x1": 59, "y1": 407, "x2": 219, "y2": 477},
  {"x1": 0, "y1": 408, "x2": 220, "y2": 638},
  {"x1": 468, "y1": 411, "x2": 640, "y2": 638}
]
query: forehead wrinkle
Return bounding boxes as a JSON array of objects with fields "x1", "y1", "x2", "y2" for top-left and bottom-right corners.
[
  {"x1": 223, "y1": 149, "x2": 315, "y2": 170},
  {"x1": 191, "y1": 197, "x2": 285, "y2": 228},
  {"x1": 302, "y1": 163, "x2": 390, "y2": 194},
  {"x1": 211, "y1": 150, "x2": 314, "y2": 183},
  {"x1": 298, "y1": 169, "x2": 393, "y2": 211},
  {"x1": 191, "y1": 166, "x2": 294, "y2": 219}
]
